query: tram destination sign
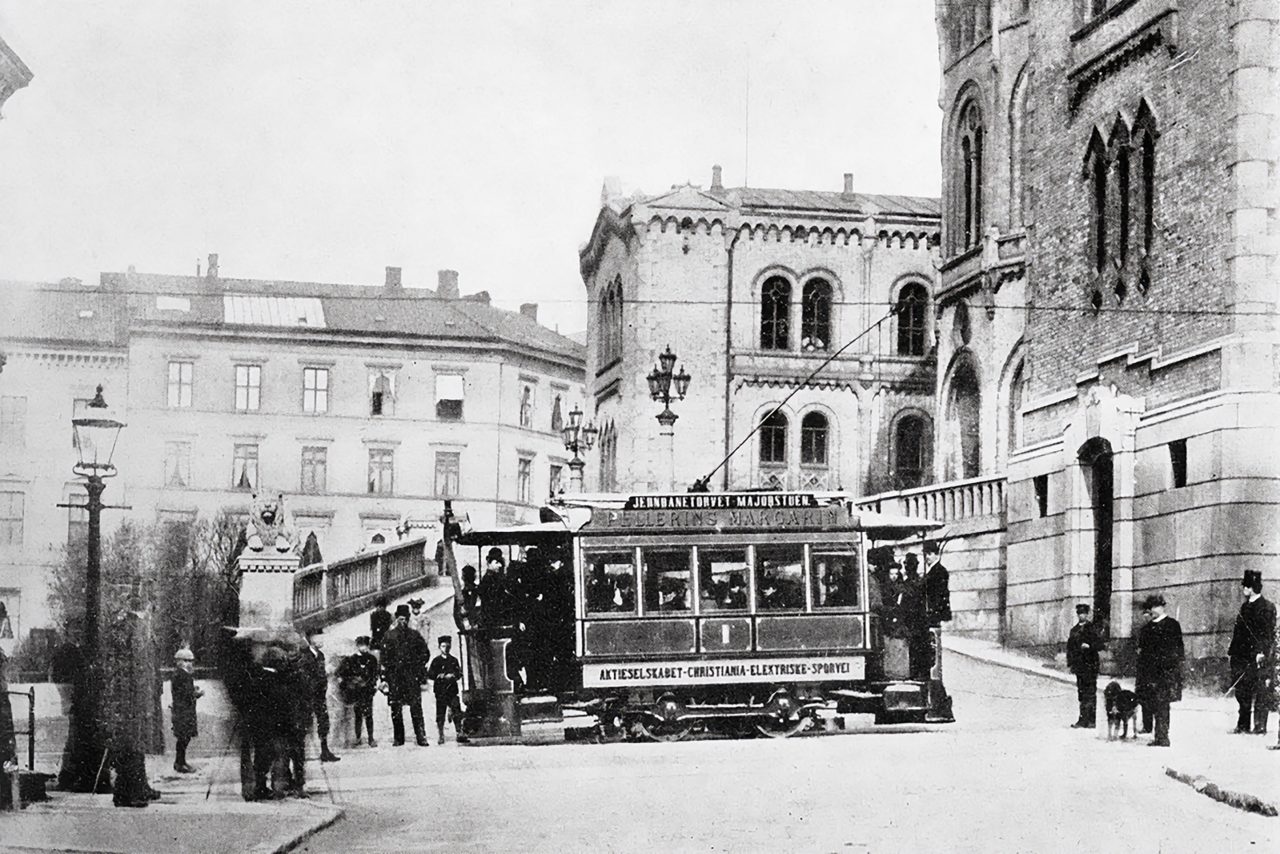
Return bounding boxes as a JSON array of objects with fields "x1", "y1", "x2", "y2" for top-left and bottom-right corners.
[
  {"x1": 582, "y1": 655, "x2": 866, "y2": 688},
  {"x1": 592, "y1": 493, "x2": 851, "y2": 533}
]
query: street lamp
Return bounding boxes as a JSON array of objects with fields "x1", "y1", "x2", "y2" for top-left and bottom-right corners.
[
  {"x1": 646, "y1": 345, "x2": 691, "y2": 491},
  {"x1": 561, "y1": 403, "x2": 598, "y2": 493},
  {"x1": 59, "y1": 385, "x2": 125, "y2": 792}
]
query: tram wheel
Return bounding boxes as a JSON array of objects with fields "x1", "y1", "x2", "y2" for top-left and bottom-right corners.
[
  {"x1": 637, "y1": 719, "x2": 692, "y2": 742},
  {"x1": 754, "y1": 714, "x2": 810, "y2": 739},
  {"x1": 594, "y1": 712, "x2": 628, "y2": 744}
]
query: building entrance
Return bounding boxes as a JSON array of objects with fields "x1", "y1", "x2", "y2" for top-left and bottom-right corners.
[{"x1": 1079, "y1": 437, "x2": 1114, "y2": 633}]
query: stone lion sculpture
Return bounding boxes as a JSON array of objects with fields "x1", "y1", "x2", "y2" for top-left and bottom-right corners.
[{"x1": 245, "y1": 492, "x2": 298, "y2": 554}]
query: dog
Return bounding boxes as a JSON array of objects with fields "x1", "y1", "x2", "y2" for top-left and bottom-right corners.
[{"x1": 1103, "y1": 680, "x2": 1140, "y2": 740}]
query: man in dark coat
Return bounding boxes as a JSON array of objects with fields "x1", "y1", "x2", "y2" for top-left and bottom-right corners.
[
  {"x1": 1135, "y1": 593, "x2": 1184, "y2": 747},
  {"x1": 381, "y1": 605, "x2": 431, "y2": 746},
  {"x1": 1066, "y1": 603, "x2": 1104, "y2": 728},
  {"x1": 426, "y1": 636, "x2": 469, "y2": 744},
  {"x1": 303, "y1": 628, "x2": 340, "y2": 762},
  {"x1": 1228, "y1": 569, "x2": 1276, "y2": 734},
  {"x1": 170, "y1": 647, "x2": 203, "y2": 773},
  {"x1": 337, "y1": 636, "x2": 380, "y2": 746},
  {"x1": 923, "y1": 541, "x2": 953, "y2": 627},
  {"x1": 102, "y1": 600, "x2": 159, "y2": 807}
]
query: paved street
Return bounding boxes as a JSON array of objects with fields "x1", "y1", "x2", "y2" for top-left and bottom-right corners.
[{"x1": 289, "y1": 654, "x2": 1278, "y2": 854}]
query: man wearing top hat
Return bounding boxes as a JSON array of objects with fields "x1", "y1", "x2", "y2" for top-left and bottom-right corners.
[
  {"x1": 1135, "y1": 593, "x2": 1184, "y2": 747},
  {"x1": 1066, "y1": 604, "x2": 1104, "y2": 728},
  {"x1": 380, "y1": 604, "x2": 431, "y2": 746},
  {"x1": 1228, "y1": 570, "x2": 1275, "y2": 734}
]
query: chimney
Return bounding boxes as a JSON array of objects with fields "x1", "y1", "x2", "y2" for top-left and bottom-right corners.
[
  {"x1": 437, "y1": 269, "x2": 459, "y2": 299},
  {"x1": 385, "y1": 266, "x2": 402, "y2": 291},
  {"x1": 710, "y1": 164, "x2": 723, "y2": 194},
  {"x1": 207, "y1": 253, "x2": 219, "y2": 280},
  {"x1": 519, "y1": 302, "x2": 538, "y2": 322},
  {"x1": 842, "y1": 173, "x2": 854, "y2": 197}
]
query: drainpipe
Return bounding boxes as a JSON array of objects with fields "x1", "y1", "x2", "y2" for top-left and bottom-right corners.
[{"x1": 722, "y1": 226, "x2": 742, "y2": 490}]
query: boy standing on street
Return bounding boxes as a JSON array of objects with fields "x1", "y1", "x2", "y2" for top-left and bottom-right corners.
[
  {"x1": 171, "y1": 646, "x2": 203, "y2": 773},
  {"x1": 338, "y1": 636, "x2": 380, "y2": 747},
  {"x1": 1066, "y1": 604, "x2": 1104, "y2": 728},
  {"x1": 426, "y1": 636, "x2": 469, "y2": 744}
]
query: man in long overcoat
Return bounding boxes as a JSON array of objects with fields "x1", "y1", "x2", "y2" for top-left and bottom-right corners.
[
  {"x1": 381, "y1": 605, "x2": 431, "y2": 746},
  {"x1": 101, "y1": 599, "x2": 159, "y2": 807},
  {"x1": 302, "y1": 628, "x2": 340, "y2": 762},
  {"x1": 1228, "y1": 570, "x2": 1275, "y2": 734},
  {"x1": 1135, "y1": 593, "x2": 1184, "y2": 747},
  {"x1": 170, "y1": 647, "x2": 202, "y2": 773},
  {"x1": 1066, "y1": 603, "x2": 1104, "y2": 728}
]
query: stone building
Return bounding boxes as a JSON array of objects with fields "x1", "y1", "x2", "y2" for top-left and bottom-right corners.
[
  {"x1": 0, "y1": 260, "x2": 585, "y2": 645},
  {"x1": 579, "y1": 168, "x2": 940, "y2": 495},
  {"x1": 934, "y1": 0, "x2": 1280, "y2": 672}
]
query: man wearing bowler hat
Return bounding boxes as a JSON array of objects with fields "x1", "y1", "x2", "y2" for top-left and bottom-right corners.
[
  {"x1": 1066, "y1": 603, "x2": 1104, "y2": 728},
  {"x1": 1228, "y1": 569, "x2": 1275, "y2": 734},
  {"x1": 1135, "y1": 593, "x2": 1183, "y2": 747},
  {"x1": 380, "y1": 604, "x2": 431, "y2": 746}
]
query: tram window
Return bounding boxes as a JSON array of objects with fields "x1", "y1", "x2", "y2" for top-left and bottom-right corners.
[
  {"x1": 585, "y1": 550, "x2": 637, "y2": 615},
  {"x1": 755, "y1": 545, "x2": 805, "y2": 611},
  {"x1": 642, "y1": 549, "x2": 692, "y2": 613},
  {"x1": 699, "y1": 548, "x2": 749, "y2": 612},
  {"x1": 812, "y1": 549, "x2": 860, "y2": 608}
]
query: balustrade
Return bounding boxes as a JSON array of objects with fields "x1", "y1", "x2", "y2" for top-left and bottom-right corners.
[
  {"x1": 857, "y1": 474, "x2": 1006, "y2": 524},
  {"x1": 291, "y1": 537, "x2": 435, "y2": 624}
]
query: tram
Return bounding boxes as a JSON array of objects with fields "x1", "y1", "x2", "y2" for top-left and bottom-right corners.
[{"x1": 439, "y1": 490, "x2": 952, "y2": 742}]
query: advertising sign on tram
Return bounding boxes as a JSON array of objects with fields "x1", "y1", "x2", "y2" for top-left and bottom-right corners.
[
  {"x1": 582, "y1": 654, "x2": 867, "y2": 688},
  {"x1": 588, "y1": 492, "x2": 853, "y2": 534}
]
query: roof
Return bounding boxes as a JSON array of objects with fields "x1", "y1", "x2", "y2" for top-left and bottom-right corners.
[
  {"x1": 734, "y1": 187, "x2": 940, "y2": 218},
  {"x1": 0, "y1": 280, "x2": 127, "y2": 347},
  {"x1": 0, "y1": 270, "x2": 584, "y2": 364}
]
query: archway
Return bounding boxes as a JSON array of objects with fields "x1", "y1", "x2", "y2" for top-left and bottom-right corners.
[
  {"x1": 945, "y1": 356, "x2": 981, "y2": 479},
  {"x1": 1079, "y1": 437, "x2": 1114, "y2": 632}
]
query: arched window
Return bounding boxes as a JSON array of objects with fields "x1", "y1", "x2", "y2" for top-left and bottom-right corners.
[
  {"x1": 800, "y1": 412, "x2": 828, "y2": 466},
  {"x1": 896, "y1": 283, "x2": 929, "y2": 356},
  {"x1": 946, "y1": 359, "x2": 982, "y2": 479},
  {"x1": 894, "y1": 415, "x2": 930, "y2": 489},
  {"x1": 598, "y1": 278, "x2": 624, "y2": 364},
  {"x1": 550, "y1": 394, "x2": 563, "y2": 433},
  {"x1": 597, "y1": 421, "x2": 618, "y2": 492},
  {"x1": 759, "y1": 411, "x2": 788, "y2": 465},
  {"x1": 1009, "y1": 66, "x2": 1032, "y2": 226},
  {"x1": 801, "y1": 279, "x2": 832, "y2": 351},
  {"x1": 1007, "y1": 360, "x2": 1026, "y2": 457},
  {"x1": 519, "y1": 385, "x2": 533, "y2": 428},
  {"x1": 301, "y1": 531, "x2": 323, "y2": 567},
  {"x1": 760, "y1": 277, "x2": 791, "y2": 350},
  {"x1": 956, "y1": 100, "x2": 985, "y2": 251}
]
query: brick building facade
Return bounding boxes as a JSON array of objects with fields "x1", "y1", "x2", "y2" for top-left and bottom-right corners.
[
  {"x1": 579, "y1": 168, "x2": 940, "y2": 496},
  {"x1": 0, "y1": 261, "x2": 584, "y2": 646},
  {"x1": 935, "y1": 0, "x2": 1280, "y2": 671}
]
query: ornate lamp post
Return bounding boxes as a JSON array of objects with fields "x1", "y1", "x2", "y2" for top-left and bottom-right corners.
[
  {"x1": 560, "y1": 403, "x2": 598, "y2": 493},
  {"x1": 646, "y1": 345, "x2": 691, "y2": 492},
  {"x1": 59, "y1": 385, "x2": 125, "y2": 792}
]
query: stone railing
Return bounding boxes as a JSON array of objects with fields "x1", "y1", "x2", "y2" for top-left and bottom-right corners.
[
  {"x1": 293, "y1": 536, "x2": 437, "y2": 628},
  {"x1": 856, "y1": 474, "x2": 1006, "y2": 525}
]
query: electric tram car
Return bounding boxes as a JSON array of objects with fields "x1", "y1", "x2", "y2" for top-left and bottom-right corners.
[{"x1": 439, "y1": 490, "x2": 952, "y2": 742}]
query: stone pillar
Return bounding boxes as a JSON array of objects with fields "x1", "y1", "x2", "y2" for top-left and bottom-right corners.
[{"x1": 236, "y1": 494, "x2": 303, "y2": 628}]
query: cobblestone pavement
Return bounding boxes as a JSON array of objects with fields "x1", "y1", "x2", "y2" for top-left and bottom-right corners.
[{"x1": 287, "y1": 653, "x2": 1277, "y2": 854}]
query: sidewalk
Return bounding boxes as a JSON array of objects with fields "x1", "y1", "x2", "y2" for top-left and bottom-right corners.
[
  {"x1": 946, "y1": 635, "x2": 1279, "y2": 816},
  {"x1": 1, "y1": 757, "x2": 342, "y2": 854}
]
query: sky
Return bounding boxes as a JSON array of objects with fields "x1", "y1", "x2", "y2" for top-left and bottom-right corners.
[{"x1": 0, "y1": 0, "x2": 941, "y2": 336}]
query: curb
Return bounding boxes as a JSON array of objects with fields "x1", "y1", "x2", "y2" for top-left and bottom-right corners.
[
  {"x1": 247, "y1": 803, "x2": 345, "y2": 854},
  {"x1": 1164, "y1": 767, "x2": 1278, "y2": 817},
  {"x1": 943, "y1": 642, "x2": 1076, "y2": 685}
]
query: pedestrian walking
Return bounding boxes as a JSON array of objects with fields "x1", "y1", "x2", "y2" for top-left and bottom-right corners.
[
  {"x1": 337, "y1": 636, "x2": 380, "y2": 747},
  {"x1": 1227, "y1": 569, "x2": 1275, "y2": 735},
  {"x1": 102, "y1": 595, "x2": 159, "y2": 807},
  {"x1": 370, "y1": 597, "x2": 392, "y2": 653},
  {"x1": 1135, "y1": 593, "x2": 1183, "y2": 747},
  {"x1": 409, "y1": 597, "x2": 432, "y2": 646},
  {"x1": 381, "y1": 604, "x2": 431, "y2": 746},
  {"x1": 170, "y1": 646, "x2": 203, "y2": 773},
  {"x1": 426, "y1": 636, "x2": 469, "y2": 744},
  {"x1": 1066, "y1": 603, "x2": 1104, "y2": 728},
  {"x1": 303, "y1": 628, "x2": 340, "y2": 762}
]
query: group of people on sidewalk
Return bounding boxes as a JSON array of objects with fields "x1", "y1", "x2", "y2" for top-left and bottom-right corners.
[
  {"x1": 342, "y1": 601, "x2": 467, "y2": 748},
  {"x1": 1066, "y1": 570, "x2": 1277, "y2": 750}
]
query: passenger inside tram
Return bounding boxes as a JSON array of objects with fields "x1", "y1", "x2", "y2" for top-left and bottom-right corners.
[
  {"x1": 643, "y1": 550, "x2": 692, "y2": 613},
  {"x1": 698, "y1": 548, "x2": 748, "y2": 611},
  {"x1": 813, "y1": 553, "x2": 859, "y2": 607},
  {"x1": 585, "y1": 552, "x2": 637, "y2": 614},
  {"x1": 756, "y1": 546, "x2": 804, "y2": 610}
]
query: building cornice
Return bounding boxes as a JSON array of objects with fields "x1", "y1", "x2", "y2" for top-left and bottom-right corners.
[{"x1": 0, "y1": 34, "x2": 33, "y2": 118}]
